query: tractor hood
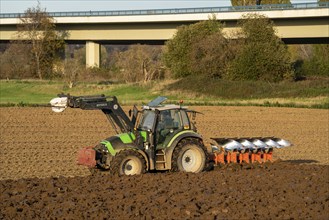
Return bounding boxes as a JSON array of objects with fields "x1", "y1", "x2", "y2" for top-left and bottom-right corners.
[{"x1": 100, "y1": 131, "x2": 147, "y2": 156}]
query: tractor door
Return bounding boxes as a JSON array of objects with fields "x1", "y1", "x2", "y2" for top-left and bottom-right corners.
[
  {"x1": 136, "y1": 110, "x2": 157, "y2": 169},
  {"x1": 155, "y1": 109, "x2": 186, "y2": 149}
]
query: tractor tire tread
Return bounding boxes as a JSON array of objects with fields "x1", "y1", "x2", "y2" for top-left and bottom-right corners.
[
  {"x1": 109, "y1": 149, "x2": 146, "y2": 176},
  {"x1": 171, "y1": 138, "x2": 209, "y2": 173}
]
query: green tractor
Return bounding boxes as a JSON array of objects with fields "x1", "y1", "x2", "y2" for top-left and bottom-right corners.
[{"x1": 50, "y1": 94, "x2": 211, "y2": 175}]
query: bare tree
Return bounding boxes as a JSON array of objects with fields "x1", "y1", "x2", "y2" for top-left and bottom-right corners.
[
  {"x1": 0, "y1": 43, "x2": 32, "y2": 79},
  {"x1": 62, "y1": 58, "x2": 83, "y2": 88},
  {"x1": 16, "y1": 3, "x2": 66, "y2": 79},
  {"x1": 113, "y1": 45, "x2": 164, "y2": 83}
]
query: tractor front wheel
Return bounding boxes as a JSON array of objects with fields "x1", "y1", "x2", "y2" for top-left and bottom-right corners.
[
  {"x1": 171, "y1": 138, "x2": 206, "y2": 173},
  {"x1": 110, "y1": 150, "x2": 146, "y2": 176}
]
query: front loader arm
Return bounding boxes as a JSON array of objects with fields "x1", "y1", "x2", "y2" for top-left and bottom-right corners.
[{"x1": 50, "y1": 94, "x2": 134, "y2": 134}]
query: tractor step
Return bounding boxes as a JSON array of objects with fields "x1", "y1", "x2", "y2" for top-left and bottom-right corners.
[{"x1": 155, "y1": 150, "x2": 167, "y2": 169}]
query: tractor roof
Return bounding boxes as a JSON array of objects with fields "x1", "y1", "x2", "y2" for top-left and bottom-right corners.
[
  {"x1": 142, "y1": 104, "x2": 188, "y2": 111},
  {"x1": 142, "y1": 96, "x2": 188, "y2": 111}
]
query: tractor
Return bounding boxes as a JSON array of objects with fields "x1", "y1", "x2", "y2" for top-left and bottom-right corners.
[{"x1": 50, "y1": 94, "x2": 291, "y2": 175}]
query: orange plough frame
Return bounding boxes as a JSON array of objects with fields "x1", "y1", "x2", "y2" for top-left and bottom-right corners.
[{"x1": 213, "y1": 151, "x2": 273, "y2": 165}]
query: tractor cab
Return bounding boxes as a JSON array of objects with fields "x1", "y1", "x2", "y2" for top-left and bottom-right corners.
[
  {"x1": 137, "y1": 106, "x2": 194, "y2": 149},
  {"x1": 133, "y1": 97, "x2": 197, "y2": 151}
]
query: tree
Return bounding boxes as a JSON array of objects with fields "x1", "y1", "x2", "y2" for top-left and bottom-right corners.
[
  {"x1": 0, "y1": 43, "x2": 32, "y2": 79},
  {"x1": 227, "y1": 13, "x2": 292, "y2": 82},
  {"x1": 189, "y1": 31, "x2": 235, "y2": 78},
  {"x1": 231, "y1": 0, "x2": 290, "y2": 6},
  {"x1": 112, "y1": 45, "x2": 164, "y2": 83},
  {"x1": 301, "y1": 44, "x2": 329, "y2": 77},
  {"x1": 163, "y1": 17, "x2": 225, "y2": 78},
  {"x1": 62, "y1": 58, "x2": 83, "y2": 88},
  {"x1": 16, "y1": 3, "x2": 66, "y2": 79}
]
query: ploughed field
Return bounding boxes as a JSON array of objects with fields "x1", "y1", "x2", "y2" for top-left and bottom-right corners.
[{"x1": 1, "y1": 106, "x2": 328, "y2": 219}]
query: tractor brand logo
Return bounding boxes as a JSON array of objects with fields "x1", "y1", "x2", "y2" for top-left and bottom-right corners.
[{"x1": 96, "y1": 103, "x2": 107, "y2": 107}]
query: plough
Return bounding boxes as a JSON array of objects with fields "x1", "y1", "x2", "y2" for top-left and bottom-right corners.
[{"x1": 211, "y1": 137, "x2": 291, "y2": 165}]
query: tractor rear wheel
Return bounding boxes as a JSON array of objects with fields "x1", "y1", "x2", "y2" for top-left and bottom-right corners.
[
  {"x1": 110, "y1": 149, "x2": 146, "y2": 176},
  {"x1": 171, "y1": 138, "x2": 206, "y2": 173}
]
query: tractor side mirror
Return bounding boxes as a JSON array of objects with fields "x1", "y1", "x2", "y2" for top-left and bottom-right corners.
[{"x1": 131, "y1": 105, "x2": 139, "y2": 126}]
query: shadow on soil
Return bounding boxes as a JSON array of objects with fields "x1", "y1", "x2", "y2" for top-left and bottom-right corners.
[{"x1": 284, "y1": 159, "x2": 319, "y2": 164}]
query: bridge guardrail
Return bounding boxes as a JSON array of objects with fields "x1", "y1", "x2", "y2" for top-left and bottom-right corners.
[{"x1": 0, "y1": 2, "x2": 328, "y2": 18}]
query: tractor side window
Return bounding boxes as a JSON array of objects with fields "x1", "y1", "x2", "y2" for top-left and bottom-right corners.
[
  {"x1": 157, "y1": 110, "x2": 183, "y2": 132},
  {"x1": 180, "y1": 110, "x2": 190, "y2": 129},
  {"x1": 157, "y1": 110, "x2": 182, "y2": 133},
  {"x1": 156, "y1": 110, "x2": 183, "y2": 146},
  {"x1": 171, "y1": 110, "x2": 182, "y2": 129},
  {"x1": 159, "y1": 110, "x2": 173, "y2": 129},
  {"x1": 138, "y1": 110, "x2": 156, "y2": 131}
]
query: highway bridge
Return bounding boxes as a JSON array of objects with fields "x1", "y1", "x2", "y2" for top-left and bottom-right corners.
[{"x1": 1, "y1": 2, "x2": 328, "y2": 67}]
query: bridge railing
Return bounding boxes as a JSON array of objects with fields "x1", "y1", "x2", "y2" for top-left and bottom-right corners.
[{"x1": 0, "y1": 2, "x2": 328, "y2": 18}]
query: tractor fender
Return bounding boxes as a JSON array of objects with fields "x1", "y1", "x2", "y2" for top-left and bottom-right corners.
[
  {"x1": 164, "y1": 131, "x2": 203, "y2": 170},
  {"x1": 133, "y1": 149, "x2": 149, "y2": 171}
]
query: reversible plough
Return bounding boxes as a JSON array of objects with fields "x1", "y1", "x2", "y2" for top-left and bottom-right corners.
[{"x1": 211, "y1": 137, "x2": 291, "y2": 165}]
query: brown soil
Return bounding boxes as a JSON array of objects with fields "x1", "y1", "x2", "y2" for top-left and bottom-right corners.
[
  {"x1": 0, "y1": 106, "x2": 328, "y2": 219},
  {"x1": 1, "y1": 163, "x2": 328, "y2": 220}
]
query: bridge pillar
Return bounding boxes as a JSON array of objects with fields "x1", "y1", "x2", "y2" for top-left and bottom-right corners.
[{"x1": 86, "y1": 41, "x2": 100, "y2": 68}]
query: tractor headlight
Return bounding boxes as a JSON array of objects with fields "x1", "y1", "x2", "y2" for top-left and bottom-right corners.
[
  {"x1": 102, "y1": 146, "x2": 108, "y2": 153},
  {"x1": 95, "y1": 144, "x2": 108, "y2": 153}
]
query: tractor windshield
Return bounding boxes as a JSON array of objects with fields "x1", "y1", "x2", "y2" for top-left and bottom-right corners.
[{"x1": 138, "y1": 110, "x2": 156, "y2": 131}]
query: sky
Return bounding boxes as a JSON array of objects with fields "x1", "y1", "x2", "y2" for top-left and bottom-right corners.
[{"x1": 0, "y1": 0, "x2": 318, "y2": 14}]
